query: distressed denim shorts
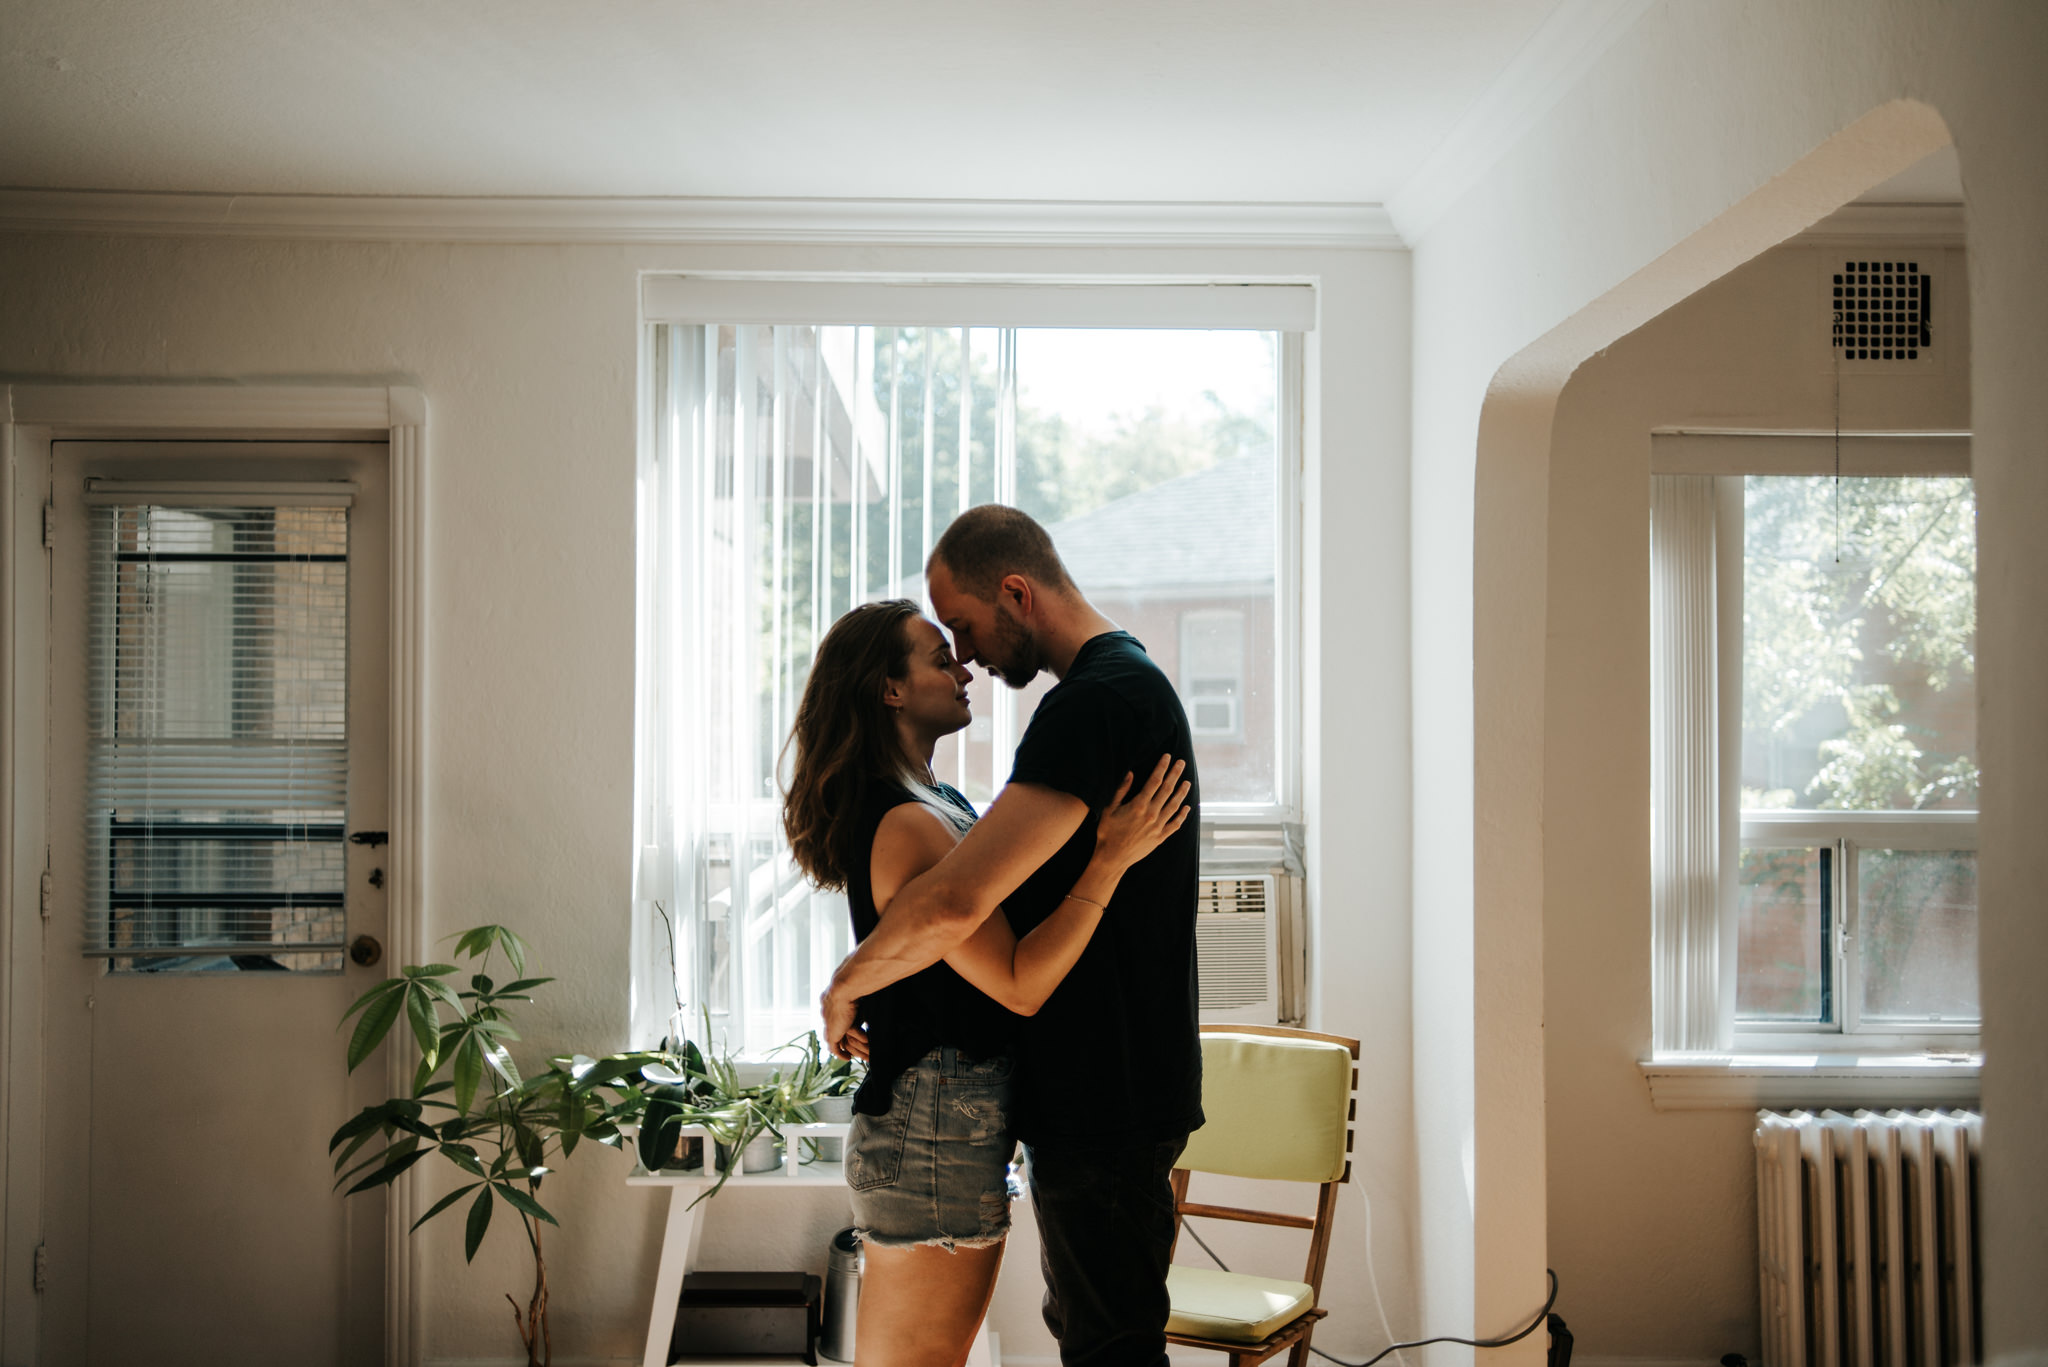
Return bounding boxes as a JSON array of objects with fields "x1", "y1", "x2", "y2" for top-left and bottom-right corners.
[{"x1": 846, "y1": 1045, "x2": 1016, "y2": 1250}]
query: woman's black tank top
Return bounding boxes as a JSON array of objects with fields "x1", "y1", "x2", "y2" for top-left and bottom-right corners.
[{"x1": 846, "y1": 780, "x2": 1017, "y2": 1115}]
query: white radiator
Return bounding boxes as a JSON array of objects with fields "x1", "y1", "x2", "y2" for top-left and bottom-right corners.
[{"x1": 1755, "y1": 1109, "x2": 1982, "y2": 1367}]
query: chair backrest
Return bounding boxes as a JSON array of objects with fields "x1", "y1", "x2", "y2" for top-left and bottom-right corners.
[
  {"x1": 1179, "y1": 1026, "x2": 1358, "y2": 1184},
  {"x1": 1169, "y1": 1025, "x2": 1361, "y2": 1309}
]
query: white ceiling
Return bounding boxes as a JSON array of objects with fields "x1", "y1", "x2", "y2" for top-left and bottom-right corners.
[{"x1": 0, "y1": 0, "x2": 1584, "y2": 205}]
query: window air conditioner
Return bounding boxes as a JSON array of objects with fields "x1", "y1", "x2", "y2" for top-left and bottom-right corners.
[{"x1": 1194, "y1": 874, "x2": 1280, "y2": 1026}]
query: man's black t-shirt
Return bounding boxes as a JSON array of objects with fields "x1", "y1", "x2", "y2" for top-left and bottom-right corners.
[{"x1": 1004, "y1": 631, "x2": 1203, "y2": 1147}]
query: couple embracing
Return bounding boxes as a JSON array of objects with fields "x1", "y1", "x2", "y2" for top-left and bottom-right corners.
[{"x1": 780, "y1": 505, "x2": 1204, "y2": 1367}]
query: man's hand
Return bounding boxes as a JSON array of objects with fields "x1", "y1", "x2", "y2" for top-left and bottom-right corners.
[{"x1": 821, "y1": 984, "x2": 863, "y2": 1061}]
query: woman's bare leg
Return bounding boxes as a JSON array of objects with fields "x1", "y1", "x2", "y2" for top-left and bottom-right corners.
[{"x1": 854, "y1": 1238, "x2": 1006, "y2": 1367}]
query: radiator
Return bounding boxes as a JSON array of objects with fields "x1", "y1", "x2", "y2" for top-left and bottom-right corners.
[{"x1": 1755, "y1": 1109, "x2": 1982, "y2": 1367}]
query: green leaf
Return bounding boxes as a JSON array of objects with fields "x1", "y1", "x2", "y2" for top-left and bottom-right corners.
[
  {"x1": 464, "y1": 1184, "x2": 494, "y2": 1262},
  {"x1": 329, "y1": 1102, "x2": 396, "y2": 1153},
  {"x1": 491, "y1": 927, "x2": 530, "y2": 979},
  {"x1": 470, "y1": 973, "x2": 494, "y2": 996},
  {"x1": 346, "y1": 987, "x2": 406, "y2": 1073},
  {"x1": 483, "y1": 1041, "x2": 523, "y2": 1090},
  {"x1": 339, "y1": 977, "x2": 405, "y2": 1028},
  {"x1": 493, "y1": 1182, "x2": 558, "y2": 1227},
  {"x1": 450, "y1": 927, "x2": 493, "y2": 961},
  {"x1": 442, "y1": 1143, "x2": 488, "y2": 1179},
  {"x1": 343, "y1": 1144, "x2": 430, "y2": 1196},
  {"x1": 411, "y1": 1181, "x2": 482, "y2": 1234},
  {"x1": 498, "y1": 977, "x2": 555, "y2": 996},
  {"x1": 387, "y1": 1112, "x2": 438, "y2": 1142},
  {"x1": 404, "y1": 984, "x2": 441, "y2": 1067},
  {"x1": 512, "y1": 1123, "x2": 545, "y2": 1171},
  {"x1": 453, "y1": 1034, "x2": 483, "y2": 1115},
  {"x1": 415, "y1": 975, "x2": 463, "y2": 1012},
  {"x1": 331, "y1": 1125, "x2": 383, "y2": 1172},
  {"x1": 334, "y1": 1139, "x2": 410, "y2": 1190},
  {"x1": 401, "y1": 963, "x2": 459, "y2": 979}
]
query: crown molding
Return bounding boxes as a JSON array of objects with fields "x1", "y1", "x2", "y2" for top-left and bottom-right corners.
[
  {"x1": 1792, "y1": 201, "x2": 1966, "y2": 245},
  {"x1": 0, "y1": 189, "x2": 1401, "y2": 250},
  {"x1": 1386, "y1": 0, "x2": 1656, "y2": 243}
]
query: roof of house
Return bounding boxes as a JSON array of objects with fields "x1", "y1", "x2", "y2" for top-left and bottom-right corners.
[{"x1": 1049, "y1": 455, "x2": 1275, "y2": 591}]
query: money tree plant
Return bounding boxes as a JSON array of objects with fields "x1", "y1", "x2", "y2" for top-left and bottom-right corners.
[{"x1": 329, "y1": 925, "x2": 678, "y2": 1367}]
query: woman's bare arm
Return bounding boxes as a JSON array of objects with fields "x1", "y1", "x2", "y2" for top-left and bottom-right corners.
[{"x1": 869, "y1": 758, "x2": 1188, "y2": 1016}]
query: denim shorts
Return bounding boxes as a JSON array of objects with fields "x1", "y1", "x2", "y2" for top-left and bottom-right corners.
[{"x1": 845, "y1": 1045, "x2": 1016, "y2": 1250}]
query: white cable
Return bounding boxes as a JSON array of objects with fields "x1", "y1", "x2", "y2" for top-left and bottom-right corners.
[{"x1": 1352, "y1": 1176, "x2": 1410, "y2": 1367}]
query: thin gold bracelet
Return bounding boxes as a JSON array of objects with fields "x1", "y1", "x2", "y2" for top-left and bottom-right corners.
[{"x1": 1064, "y1": 893, "x2": 1107, "y2": 912}]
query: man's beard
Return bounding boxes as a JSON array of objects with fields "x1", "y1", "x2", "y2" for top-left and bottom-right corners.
[{"x1": 988, "y1": 604, "x2": 1046, "y2": 690}]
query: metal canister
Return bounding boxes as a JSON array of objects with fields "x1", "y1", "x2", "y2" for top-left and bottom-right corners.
[{"x1": 820, "y1": 1227, "x2": 862, "y2": 1362}]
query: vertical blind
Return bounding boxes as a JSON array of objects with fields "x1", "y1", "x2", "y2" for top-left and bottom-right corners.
[
  {"x1": 639, "y1": 325, "x2": 1016, "y2": 1054},
  {"x1": 86, "y1": 497, "x2": 351, "y2": 971}
]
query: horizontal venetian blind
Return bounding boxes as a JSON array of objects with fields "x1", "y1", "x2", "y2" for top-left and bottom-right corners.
[{"x1": 86, "y1": 497, "x2": 351, "y2": 965}]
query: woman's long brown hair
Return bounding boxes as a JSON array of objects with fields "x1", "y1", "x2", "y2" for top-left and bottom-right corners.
[{"x1": 782, "y1": 599, "x2": 926, "y2": 891}]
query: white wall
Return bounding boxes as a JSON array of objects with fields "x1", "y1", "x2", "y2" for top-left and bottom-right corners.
[
  {"x1": 0, "y1": 233, "x2": 1412, "y2": 1363},
  {"x1": 1413, "y1": 1, "x2": 2047, "y2": 1360},
  {"x1": 1544, "y1": 238, "x2": 1972, "y2": 1359}
]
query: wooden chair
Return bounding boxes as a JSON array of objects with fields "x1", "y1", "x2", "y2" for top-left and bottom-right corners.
[{"x1": 1165, "y1": 1024, "x2": 1361, "y2": 1367}]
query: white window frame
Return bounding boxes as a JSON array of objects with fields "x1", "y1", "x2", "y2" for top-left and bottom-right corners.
[
  {"x1": 632, "y1": 276, "x2": 1308, "y2": 1055},
  {"x1": 1650, "y1": 430, "x2": 1978, "y2": 1056}
]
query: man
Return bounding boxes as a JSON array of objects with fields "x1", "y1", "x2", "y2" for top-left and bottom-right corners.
[{"x1": 820, "y1": 504, "x2": 1203, "y2": 1367}]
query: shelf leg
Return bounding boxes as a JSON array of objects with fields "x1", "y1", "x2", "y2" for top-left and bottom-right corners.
[{"x1": 642, "y1": 1185, "x2": 702, "y2": 1367}]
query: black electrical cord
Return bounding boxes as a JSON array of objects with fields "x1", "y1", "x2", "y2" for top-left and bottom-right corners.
[{"x1": 1178, "y1": 1221, "x2": 1560, "y2": 1367}]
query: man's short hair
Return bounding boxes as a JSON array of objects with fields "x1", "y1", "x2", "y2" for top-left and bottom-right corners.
[{"x1": 929, "y1": 504, "x2": 1076, "y2": 600}]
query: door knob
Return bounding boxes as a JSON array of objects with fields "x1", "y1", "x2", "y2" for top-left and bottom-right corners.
[{"x1": 349, "y1": 935, "x2": 383, "y2": 967}]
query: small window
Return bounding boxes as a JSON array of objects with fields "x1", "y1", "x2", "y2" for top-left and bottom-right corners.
[
  {"x1": 1180, "y1": 609, "x2": 1245, "y2": 740},
  {"x1": 87, "y1": 501, "x2": 351, "y2": 973}
]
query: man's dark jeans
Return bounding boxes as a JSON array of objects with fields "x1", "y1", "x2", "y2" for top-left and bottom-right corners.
[{"x1": 1026, "y1": 1134, "x2": 1189, "y2": 1367}]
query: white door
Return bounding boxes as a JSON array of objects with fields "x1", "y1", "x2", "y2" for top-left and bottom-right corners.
[{"x1": 40, "y1": 440, "x2": 390, "y2": 1366}]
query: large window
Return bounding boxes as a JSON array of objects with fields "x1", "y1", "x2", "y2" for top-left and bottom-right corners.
[
  {"x1": 636, "y1": 295, "x2": 1299, "y2": 1055},
  {"x1": 1650, "y1": 438, "x2": 1977, "y2": 1050}
]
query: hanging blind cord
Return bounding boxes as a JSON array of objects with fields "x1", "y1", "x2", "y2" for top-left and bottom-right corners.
[
  {"x1": 1843, "y1": 358, "x2": 1859, "y2": 565},
  {"x1": 1176, "y1": 1221, "x2": 1560, "y2": 1367}
]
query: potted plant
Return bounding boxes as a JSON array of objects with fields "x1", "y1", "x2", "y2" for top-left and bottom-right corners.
[
  {"x1": 772, "y1": 1028, "x2": 860, "y2": 1161},
  {"x1": 637, "y1": 1013, "x2": 865, "y2": 1199},
  {"x1": 329, "y1": 925, "x2": 686, "y2": 1367}
]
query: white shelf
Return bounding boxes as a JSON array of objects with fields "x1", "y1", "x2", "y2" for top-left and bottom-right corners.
[
  {"x1": 629, "y1": 1121, "x2": 853, "y2": 1187},
  {"x1": 628, "y1": 1161, "x2": 850, "y2": 1189}
]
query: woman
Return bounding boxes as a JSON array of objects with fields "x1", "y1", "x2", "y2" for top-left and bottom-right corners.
[{"x1": 783, "y1": 598, "x2": 1187, "y2": 1367}]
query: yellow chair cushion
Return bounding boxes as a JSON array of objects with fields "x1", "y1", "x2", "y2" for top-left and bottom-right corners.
[
  {"x1": 1166, "y1": 1264, "x2": 1316, "y2": 1343},
  {"x1": 1178, "y1": 1032, "x2": 1351, "y2": 1183}
]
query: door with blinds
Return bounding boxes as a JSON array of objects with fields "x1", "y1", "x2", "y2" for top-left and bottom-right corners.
[{"x1": 41, "y1": 441, "x2": 389, "y2": 1367}]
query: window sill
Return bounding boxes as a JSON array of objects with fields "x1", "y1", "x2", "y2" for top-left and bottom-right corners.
[{"x1": 1639, "y1": 1052, "x2": 1981, "y2": 1112}]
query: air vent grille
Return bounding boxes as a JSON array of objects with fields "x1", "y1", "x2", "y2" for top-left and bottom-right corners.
[
  {"x1": 1195, "y1": 876, "x2": 1273, "y2": 1012},
  {"x1": 1198, "y1": 876, "x2": 1270, "y2": 917},
  {"x1": 1831, "y1": 258, "x2": 1929, "y2": 361}
]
